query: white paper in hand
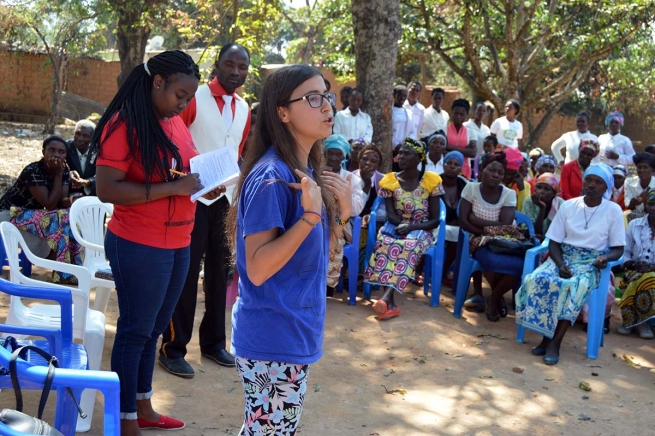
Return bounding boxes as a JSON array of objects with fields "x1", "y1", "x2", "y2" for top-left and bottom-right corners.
[{"x1": 190, "y1": 147, "x2": 240, "y2": 202}]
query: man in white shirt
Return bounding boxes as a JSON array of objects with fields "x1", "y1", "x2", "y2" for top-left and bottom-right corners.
[
  {"x1": 333, "y1": 88, "x2": 373, "y2": 142},
  {"x1": 463, "y1": 102, "x2": 490, "y2": 156},
  {"x1": 65, "y1": 119, "x2": 97, "y2": 196},
  {"x1": 419, "y1": 87, "x2": 450, "y2": 138},
  {"x1": 403, "y1": 81, "x2": 424, "y2": 140},
  {"x1": 598, "y1": 111, "x2": 635, "y2": 167},
  {"x1": 392, "y1": 85, "x2": 414, "y2": 148}
]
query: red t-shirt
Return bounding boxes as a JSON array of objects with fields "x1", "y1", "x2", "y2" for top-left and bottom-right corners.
[
  {"x1": 97, "y1": 117, "x2": 199, "y2": 249},
  {"x1": 447, "y1": 123, "x2": 472, "y2": 179}
]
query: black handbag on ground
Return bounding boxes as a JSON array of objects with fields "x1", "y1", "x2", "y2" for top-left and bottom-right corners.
[{"x1": 0, "y1": 341, "x2": 86, "y2": 435}]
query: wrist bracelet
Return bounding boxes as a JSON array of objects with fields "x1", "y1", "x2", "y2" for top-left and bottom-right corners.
[
  {"x1": 300, "y1": 216, "x2": 317, "y2": 227},
  {"x1": 335, "y1": 216, "x2": 347, "y2": 226},
  {"x1": 303, "y1": 210, "x2": 322, "y2": 221}
]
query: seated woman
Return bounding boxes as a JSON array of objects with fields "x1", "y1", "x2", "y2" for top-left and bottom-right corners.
[
  {"x1": 528, "y1": 155, "x2": 557, "y2": 191},
  {"x1": 516, "y1": 164, "x2": 625, "y2": 365},
  {"x1": 422, "y1": 132, "x2": 447, "y2": 174},
  {"x1": 440, "y1": 151, "x2": 468, "y2": 283},
  {"x1": 522, "y1": 173, "x2": 565, "y2": 241},
  {"x1": 611, "y1": 165, "x2": 627, "y2": 211},
  {"x1": 354, "y1": 144, "x2": 386, "y2": 271},
  {"x1": 472, "y1": 136, "x2": 498, "y2": 180},
  {"x1": 528, "y1": 147, "x2": 545, "y2": 180},
  {"x1": 323, "y1": 134, "x2": 365, "y2": 295},
  {"x1": 364, "y1": 138, "x2": 442, "y2": 320},
  {"x1": 624, "y1": 152, "x2": 655, "y2": 222},
  {"x1": 617, "y1": 190, "x2": 655, "y2": 339},
  {"x1": 502, "y1": 147, "x2": 531, "y2": 212},
  {"x1": 0, "y1": 136, "x2": 83, "y2": 283},
  {"x1": 341, "y1": 137, "x2": 367, "y2": 172},
  {"x1": 459, "y1": 151, "x2": 522, "y2": 321},
  {"x1": 561, "y1": 139, "x2": 598, "y2": 200}
]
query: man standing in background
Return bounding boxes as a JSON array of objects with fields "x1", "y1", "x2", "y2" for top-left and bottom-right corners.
[
  {"x1": 159, "y1": 43, "x2": 252, "y2": 378},
  {"x1": 403, "y1": 81, "x2": 424, "y2": 140}
]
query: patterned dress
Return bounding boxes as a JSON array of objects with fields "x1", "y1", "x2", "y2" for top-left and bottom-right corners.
[{"x1": 363, "y1": 172, "x2": 443, "y2": 293}]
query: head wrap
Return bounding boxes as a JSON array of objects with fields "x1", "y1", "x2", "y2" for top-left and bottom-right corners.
[
  {"x1": 479, "y1": 150, "x2": 507, "y2": 173},
  {"x1": 351, "y1": 138, "x2": 367, "y2": 147},
  {"x1": 427, "y1": 132, "x2": 447, "y2": 147},
  {"x1": 604, "y1": 111, "x2": 624, "y2": 127},
  {"x1": 536, "y1": 172, "x2": 561, "y2": 194},
  {"x1": 536, "y1": 155, "x2": 557, "y2": 170},
  {"x1": 632, "y1": 152, "x2": 655, "y2": 170},
  {"x1": 529, "y1": 147, "x2": 545, "y2": 158},
  {"x1": 521, "y1": 152, "x2": 529, "y2": 162},
  {"x1": 613, "y1": 165, "x2": 627, "y2": 178},
  {"x1": 402, "y1": 137, "x2": 428, "y2": 163},
  {"x1": 579, "y1": 139, "x2": 600, "y2": 157},
  {"x1": 444, "y1": 150, "x2": 464, "y2": 167},
  {"x1": 323, "y1": 134, "x2": 350, "y2": 157},
  {"x1": 583, "y1": 163, "x2": 614, "y2": 200},
  {"x1": 504, "y1": 147, "x2": 524, "y2": 171}
]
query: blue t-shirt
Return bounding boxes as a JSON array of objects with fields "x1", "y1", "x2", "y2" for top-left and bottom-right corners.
[{"x1": 231, "y1": 148, "x2": 329, "y2": 364}]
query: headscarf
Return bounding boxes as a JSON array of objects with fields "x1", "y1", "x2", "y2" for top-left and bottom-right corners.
[
  {"x1": 583, "y1": 163, "x2": 614, "y2": 200},
  {"x1": 443, "y1": 150, "x2": 464, "y2": 167},
  {"x1": 521, "y1": 152, "x2": 529, "y2": 162},
  {"x1": 579, "y1": 139, "x2": 600, "y2": 157},
  {"x1": 535, "y1": 172, "x2": 561, "y2": 194},
  {"x1": 351, "y1": 138, "x2": 367, "y2": 147},
  {"x1": 632, "y1": 152, "x2": 655, "y2": 170},
  {"x1": 604, "y1": 111, "x2": 624, "y2": 127},
  {"x1": 536, "y1": 155, "x2": 557, "y2": 170},
  {"x1": 323, "y1": 134, "x2": 350, "y2": 157},
  {"x1": 529, "y1": 147, "x2": 545, "y2": 158},
  {"x1": 613, "y1": 165, "x2": 627, "y2": 178},
  {"x1": 504, "y1": 147, "x2": 524, "y2": 171},
  {"x1": 427, "y1": 132, "x2": 448, "y2": 147},
  {"x1": 402, "y1": 137, "x2": 428, "y2": 163},
  {"x1": 479, "y1": 150, "x2": 507, "y2": 173}
]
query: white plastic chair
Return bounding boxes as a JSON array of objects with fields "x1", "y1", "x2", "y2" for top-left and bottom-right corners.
[
  {"x1": 0, "y1": 222, "x2": 106, "y2": 433},
  {"x1": 70, "y1": 196, "x2": 115, "y2": 313}
]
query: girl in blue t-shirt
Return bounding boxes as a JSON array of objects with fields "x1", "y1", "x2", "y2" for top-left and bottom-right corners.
[{"x1": 228, "y1": 65, "x2": 352, "y2": 435}]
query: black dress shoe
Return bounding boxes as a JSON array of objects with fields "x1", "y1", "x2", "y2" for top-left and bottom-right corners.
[
  {"x1": 159, "y1": 354, "x2": 195, "y2": 378},
  {"x1": 202, "y1": 349, "x2": 236, "y2": 367}
]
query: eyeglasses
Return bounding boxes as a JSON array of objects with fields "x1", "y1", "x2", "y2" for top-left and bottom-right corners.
[{"x1": 284, "y1": 92, "x2": 337, "y2": 108}]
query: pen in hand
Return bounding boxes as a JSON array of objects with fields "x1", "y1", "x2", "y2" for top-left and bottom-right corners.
[{"x1": 169, "y1": 169, "x2": 187, "y2": 177}]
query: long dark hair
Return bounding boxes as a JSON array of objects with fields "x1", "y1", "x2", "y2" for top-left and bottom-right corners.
[
  {"x1": 228, "y1": 65, "x2": 336, "y2": 248},
  {"x1": 90, "y1": 50, "x2": 200, "y2": 198}
]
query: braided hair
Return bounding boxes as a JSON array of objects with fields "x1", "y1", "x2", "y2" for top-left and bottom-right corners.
[{"x1": 91, "y1": 50, "x2": 200, "y2": 198}]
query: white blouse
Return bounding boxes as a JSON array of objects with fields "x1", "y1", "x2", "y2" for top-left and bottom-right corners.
[
  {"x1": 551, "y1": 130, "x2": 599, "y2": 165},
  {"x1": 624, "y1": 216, "x2": 655, "y2": 263},
  {"x1": 624, "y1": 176, "x2": 655, "y2": 212},
  {"x1": 598, "y1": 133, "x2": 635, "y2": 167}
]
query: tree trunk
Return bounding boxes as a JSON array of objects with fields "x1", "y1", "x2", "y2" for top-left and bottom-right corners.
[
  {"x1": 44, "y1": 54, "x2": 67, "y2": 134},
  {"x1": 351, "y1": 0, "x2": 401, "y2": 172},
  {"x1": 523, "y1": 102, "x2": 565, "y2": 151},
  {"x1": 115, "y1": 3, "x2": 151, "y2": 87}
]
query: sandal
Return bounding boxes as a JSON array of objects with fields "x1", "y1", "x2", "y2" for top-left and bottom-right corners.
[
  {"x1": 485, "y1": 298, "x2": 500, "y2": 322},
  {"x1": 499, "y1": 298, "x2": 508, "y2": 318},
  {"x1": 372, "y1": 299, "x2": 388, "y2": 314},
  {"x1": 378, "y1": 308, "x2": 402, "y2": 320}
]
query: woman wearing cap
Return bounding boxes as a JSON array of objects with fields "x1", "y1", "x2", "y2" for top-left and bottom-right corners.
[
  {"x1": 551, "y1": 111, "x2": 599, "y2": 166},
  {"x1": 610, "y1": 165, "x2": 628, "y2": 211},
  {"x1": 516, "y1": 164, "x2": 625, "y2": 365},
  {"x1": 560, "y1": 139, "x2": 599, "y2": 200},
  {"x1": 364, "y1": 138, "x2": 443, "y2": 320},
  {"x1": 598, "y1": 111, "x2": 636, "y2": 167},
  {"x1": 617, "y1": 189, "x2": 655, "y2": 339},
  {"x1": 342, "y1": 137, "x2": 367, "y2": 173},
  {"x1": 624, "y1": 152, "x2": 655, "y2": 222},
  {"x1": 323, "y1": 133, "x2": 366, "y2": 295},
  {"x1": 528, "y1": 155, "x2": 557, "y2": 191},
  {"x1": 502, "y1": 147, "x2": 531, "y2": 212},
  {"x1": 521, "y1": 173, "x2": 565, "y2": 241},
  {"x1": 528, "y1": 148, "x2": 545, "y2": 179},
  {"x1": 460, "y1": 151, "x2": 523, "y2": 320}
]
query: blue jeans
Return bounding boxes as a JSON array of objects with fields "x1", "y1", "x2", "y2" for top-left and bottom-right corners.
[{"x1": 105, "y1": 230, "x2": 190, "y2": 419}]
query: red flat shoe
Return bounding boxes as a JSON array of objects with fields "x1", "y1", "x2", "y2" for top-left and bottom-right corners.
[
  {"x1": 372, "y1": 299, "x2": 388, "y2": 314},
  {"x1": 378, "y1": 308, "x2": 402, "y2": 320},
  {"x1": 137, "y1": 415, "x2": 185, "y2": 431}
]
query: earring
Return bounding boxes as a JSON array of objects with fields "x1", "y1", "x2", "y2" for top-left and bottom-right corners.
[{"x1": 156, "y1": 86, "x2": 160, "y2": 90}]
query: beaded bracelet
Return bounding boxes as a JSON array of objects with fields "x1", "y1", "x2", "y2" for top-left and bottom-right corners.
[{"x1": 335, "y1": 216, "x2": 347, "y2": 226}]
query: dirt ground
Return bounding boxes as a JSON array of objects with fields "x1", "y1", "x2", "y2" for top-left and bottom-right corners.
[{"x1": 1, "y1": 123, "x2": 655, "y2": 436}]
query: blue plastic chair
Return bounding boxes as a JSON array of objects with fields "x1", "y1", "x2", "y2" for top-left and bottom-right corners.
[
  {"x1": 0, "y1": 278, "x2": 120, "y2": 436},
  {"x1": 362, "y1": 197, "x2": 385, "y2": 300},
  {"x1": 0, "y1": 232, "x2": 32, "y2": 277},
  {"x1": 452, "y1": 211, "x2": 535, "y2": 318},
  {"x1": 516, "y1": 239, "x2": 623, "y2": 359},
  {"x1": 420, "y1": 198, "x2": 447, "y2": 307},
  {"x1": 336, "y1": 216, "x2": 362, "y2": 306}
]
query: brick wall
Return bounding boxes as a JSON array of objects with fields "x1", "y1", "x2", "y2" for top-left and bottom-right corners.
[{"x1": 0, "y1": 50, "x2": 119, "y2": 117}]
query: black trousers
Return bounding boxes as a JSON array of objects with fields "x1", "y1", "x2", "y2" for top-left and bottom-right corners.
[{"x1": 160, "y1": 196, "x2": 230, "y2": 358}]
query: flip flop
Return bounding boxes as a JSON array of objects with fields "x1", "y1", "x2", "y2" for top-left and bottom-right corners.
[
  {"x1": 378, "y1": 308, "x2": 402, "y2": 320},
  {"x1": 372, "y1": 299, "x2": 388, "y2": 314}
]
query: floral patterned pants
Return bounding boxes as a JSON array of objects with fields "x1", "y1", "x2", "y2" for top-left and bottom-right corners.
[{"x1": 236, "y1": 356, "x2": 311, "y2": 436}]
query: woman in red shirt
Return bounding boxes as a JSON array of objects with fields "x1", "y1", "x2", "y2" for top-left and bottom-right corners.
[
  {"x1": 91, "y1": 50, "x2": 222, "y2": 435},
  {"x1": 446, "y1": 99, "x2": 477, "y2": 179},
  {"x1": 561, "y1": 140, "x2": 599, "y2": 200}
]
